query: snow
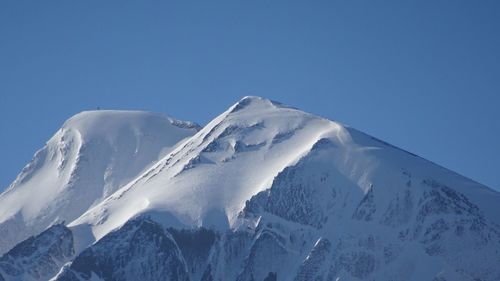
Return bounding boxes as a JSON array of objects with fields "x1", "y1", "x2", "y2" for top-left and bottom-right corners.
[{"x1": 0, "y1": 110, "x2": 199, "y2": 255}]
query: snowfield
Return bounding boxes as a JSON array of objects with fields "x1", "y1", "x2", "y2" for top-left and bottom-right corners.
[{"x1": 1, "y1": 97, "x2": 499, "y2": 281}]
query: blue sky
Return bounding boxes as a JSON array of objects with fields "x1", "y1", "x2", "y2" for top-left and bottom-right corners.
[{"x1": 1, "y1": 0, "x2": 499, "y2": 191}]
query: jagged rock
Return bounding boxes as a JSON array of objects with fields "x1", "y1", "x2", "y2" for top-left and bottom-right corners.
[{"x1": 0, "y1": 224, "x2": 73, "y2": 281}]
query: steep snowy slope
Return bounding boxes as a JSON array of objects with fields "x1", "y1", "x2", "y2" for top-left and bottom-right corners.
[
  {"x1": 238, "y1": 134, "x2": 500, "y2": 280},
  {"x1": 0, "y1": 110, "x2": 199, "y2": 255}
]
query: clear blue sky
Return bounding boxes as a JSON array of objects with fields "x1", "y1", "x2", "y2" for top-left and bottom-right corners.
[{"x1": 1, "y1": 1, "x2": 499, "y2": 191}]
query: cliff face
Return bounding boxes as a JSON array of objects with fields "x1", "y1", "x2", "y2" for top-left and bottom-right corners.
[{"x1": 0, "y1": 224, "x2": 74, "y2": 281}]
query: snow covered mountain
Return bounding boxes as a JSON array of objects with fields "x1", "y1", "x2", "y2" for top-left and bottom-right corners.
[
  {"x1": 0, "y1": 110, "x2": 200, "y2": 255},
  {"x1": 1, "y1": 97, "x2": 499, "y2": 281}
]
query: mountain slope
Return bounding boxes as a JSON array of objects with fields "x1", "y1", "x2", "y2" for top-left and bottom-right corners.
[{"x1": 0, "y1": 110, "x2": 199, "y2": 255}]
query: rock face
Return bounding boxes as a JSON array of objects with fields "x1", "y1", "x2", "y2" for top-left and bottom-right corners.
[
  {"x1": 54, "y1": 218, "x2": 190, "y2": 281},
  {"x1": 240, "y1": 141, "x2": 500, "y2": 280},
  {"x1": 1, "y1": 97, "x2": 500, "y2": 280},
  {"x1": 0, "y1": 224, "x2": 73, "y2": 281}
]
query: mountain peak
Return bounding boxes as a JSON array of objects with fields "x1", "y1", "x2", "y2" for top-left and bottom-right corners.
[
  {"x1": 0, "y1": 110, "x2": 200, "y2": 255},
  {"x1": 229, "y1": 96, "x2": 291, "y2": 114}
]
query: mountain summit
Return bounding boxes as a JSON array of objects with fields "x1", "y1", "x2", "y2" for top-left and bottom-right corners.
[
  {"x1": 1, "y1": 97, "x2": 499, "y2": 281},
  {"x1": 0, "y1": 110, "x2": 199, "y2": 255}
]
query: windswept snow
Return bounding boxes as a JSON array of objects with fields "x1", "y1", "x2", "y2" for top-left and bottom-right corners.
[{"x1": 0, "y1": 110, "x2": 199, "y2": 255}]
